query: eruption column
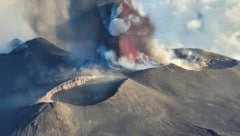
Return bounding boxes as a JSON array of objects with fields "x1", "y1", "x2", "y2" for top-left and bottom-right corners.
[
  {"x1": 117, "y1": 0, "x2": 138, "y2": 61},
  {"x1": 108, "y1": 0, "x2": 155, "y2": 62}
]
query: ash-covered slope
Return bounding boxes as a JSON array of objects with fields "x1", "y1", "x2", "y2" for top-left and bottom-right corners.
[
  {"x1": 0, "y1": 38, "x2": 78, "y2": 135},
  {"x1": 10, "y1": 103, "x2": 77, "y2": 136},
  {"x1": 9, "y1": 64, "x2": 240, "y2": 136}
]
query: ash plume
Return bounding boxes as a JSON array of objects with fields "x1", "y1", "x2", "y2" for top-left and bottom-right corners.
[
  {"x1": 104, "y1": 0, "x2": 171, "y2": 64},
  {"x1": 0, "y1": 0, "x2": 239, "y2": 70},
  {"x1": 22, "y1": 0, "x2": 171, "y2": 70}
]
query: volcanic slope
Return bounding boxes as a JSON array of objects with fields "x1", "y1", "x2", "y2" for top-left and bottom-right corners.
[
  {"x1": 0, "y1": 38, "x2": 78, "y2": 135},
  {"x1": 174, "y1": 48, "x2": 239, "y2": 69},
  {"x1": 10, "y1": 63, "x2": 240, "y2": 136}
]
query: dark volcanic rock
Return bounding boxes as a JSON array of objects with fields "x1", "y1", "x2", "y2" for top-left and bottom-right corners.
[{"x1": 10, "y1": 38, "x2": 69, "y2": 68}]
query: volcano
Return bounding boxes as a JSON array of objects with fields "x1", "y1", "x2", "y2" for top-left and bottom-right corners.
[
  {"x1": 0, "y1": 38, "x2": 240, "y2": 136},
  {"x1": 1, "y1": 0, "x2": 240, "y2": 136}
]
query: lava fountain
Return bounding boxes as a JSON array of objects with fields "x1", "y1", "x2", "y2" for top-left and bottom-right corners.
[{"x1": 98, "y1": 0, "x2": 155, "y2": 63}]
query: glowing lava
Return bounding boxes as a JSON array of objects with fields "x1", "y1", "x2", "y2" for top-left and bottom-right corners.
[{"x1": 118, "y1": 35, "x2": 138, "y2": 61}]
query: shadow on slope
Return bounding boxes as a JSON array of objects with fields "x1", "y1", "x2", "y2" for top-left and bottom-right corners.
[{"x1": 52, "y1": 76, "x2": 126, "y2": 106}]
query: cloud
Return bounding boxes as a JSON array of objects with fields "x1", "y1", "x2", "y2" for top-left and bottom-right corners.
[
  {"x1": 138, "y1": 0, "x2": 240, "y2": 60},
  {"x1": 186, "y1": 19, "x2": 202, "y2": 31}
]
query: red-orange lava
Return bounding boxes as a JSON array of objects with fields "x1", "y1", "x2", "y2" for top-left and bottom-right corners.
[{"x1": 118, "y1": 35, "x2": 138, "y2": 61}]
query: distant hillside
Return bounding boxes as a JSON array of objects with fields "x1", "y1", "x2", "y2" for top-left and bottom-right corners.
[{"x1": 174, "y1": 48, "x2": 239, "y2": 69}]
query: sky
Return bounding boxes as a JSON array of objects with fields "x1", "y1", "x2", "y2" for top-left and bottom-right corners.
[
  {"x1": 0, "y1": 0, "x2": 239, "y2": 60},
  {"x1": 0, "y1": 0, "x2": 36, "y2": 52},
  {"x1": 139, "y1": 0, "x2": 240, "y2": 59}
]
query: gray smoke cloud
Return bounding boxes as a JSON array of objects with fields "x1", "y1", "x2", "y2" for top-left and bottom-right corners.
[
  {"x1": 22, "y1": 0, "x2": 69, "y2": 44},
  {"x1": 22, "y1": 0, "x2": 113, "y2": 62}
]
